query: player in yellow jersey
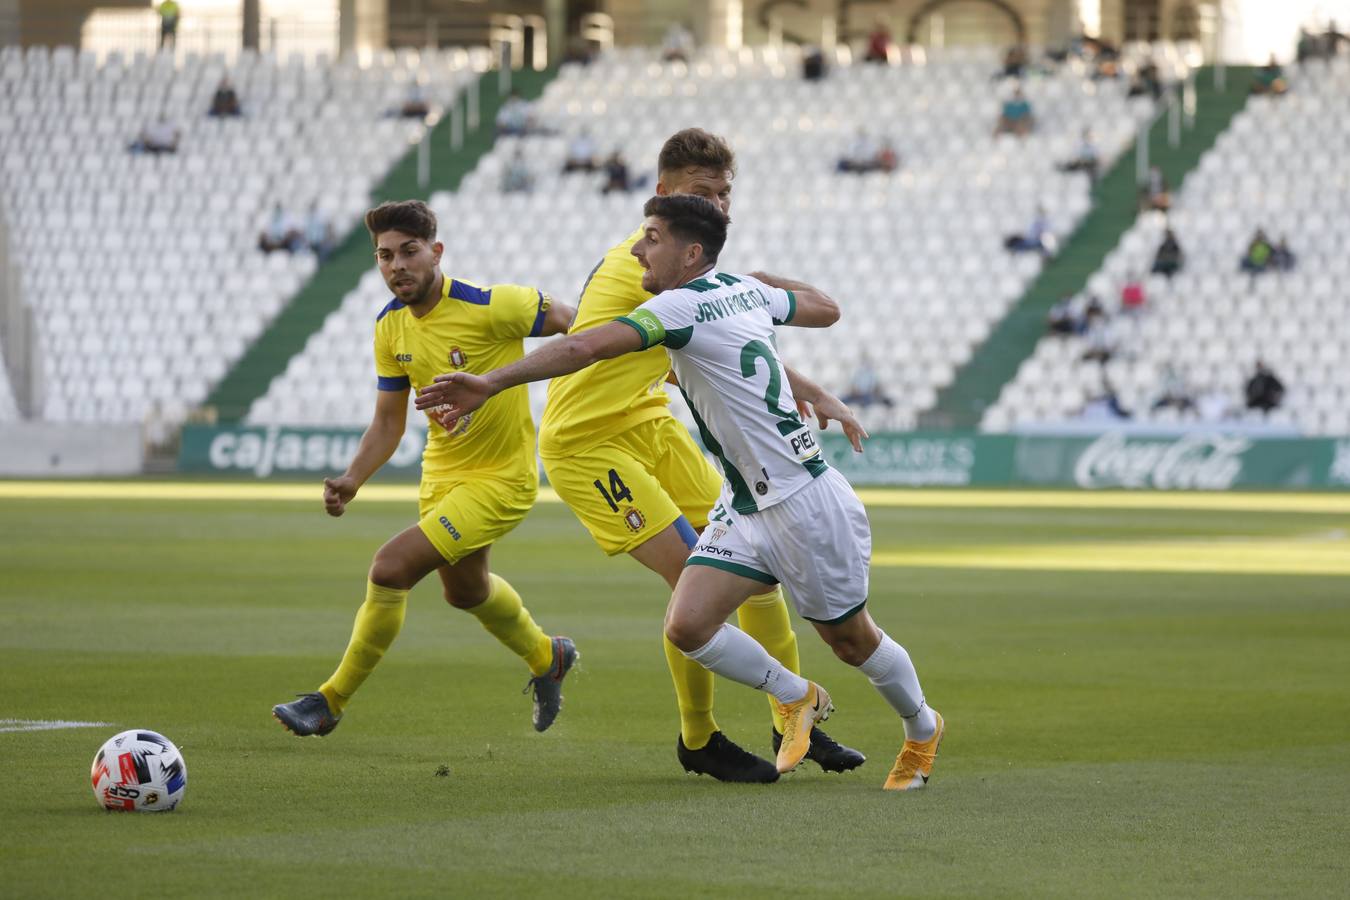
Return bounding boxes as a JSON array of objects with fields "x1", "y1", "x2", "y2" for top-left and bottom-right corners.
[
  {"x1": 535, "y1": 129, "x2": 866, "y2": 781},
  {"x1": 272, "y1": 200, "x2": 578, "y2": 738}
]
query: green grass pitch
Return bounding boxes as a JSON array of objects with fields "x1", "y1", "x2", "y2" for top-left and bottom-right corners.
[{"x1": 1, "y1": 490, "x2": 1348, "y2": 898}]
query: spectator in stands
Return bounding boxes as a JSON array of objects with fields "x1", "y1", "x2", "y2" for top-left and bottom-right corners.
[
  {"x1": 1003, "y1": 206, "x2": 1055, "y2": 257},
  {"x1": 837, "y1": 129, "x2": 876, "y2": 173},
  {"x1": 601, "y1": 150, "x2": 633, "y2": 193},
  {"x1": 1047, "y1": 295, "x2": 1076, "y2": 335},
  {"x1": 994, "y1": 87, "x2": 1034, "y2": 137},
  {"x1": 501, "y1": 147, "x2": 533, "y2": 193},
  {"x1": 1245, "y1": 361, "x2": 1286, "y2": 412},
  {"x1": 259, "y1": 204, "x2": 302, "y2": 253},
  {"x1": 1120, "y1": 272, "x2": 1146, "y2": 315},
  {"x1": 564, "y1": 36, "x2": 597, "y2": 67},
  {"x1": 1240, "y1": 228, "x2": 1274, "y2": 274},
  {"x1": 1057, "y1": 128, "x2": 1099, "y2": 180},
  {"x1": 1078, "y1": 295, "x2": 1105, "y2": 334},
  {"x1": 304, "y1": 203, "x2": 335, "y2": 260},
  {"x1": 1081, "y1": 305, "x2": 1117, "y2": 364},
  {"x1": 157, "y1": 1, "x2": 180, "y2": 50},
  {"x1": 841, "y1": 357, "x2": 894, "y2": 410},
  {"x1": 1196, "y1": 385, "x2": 1232, "y2": 423},
  {"x1": 1251, "y1": 55, "x2": 1289, "y2": 95},
  {"x1": 562, "y1": 131, "x2": 598, "y2": 173},
  {"x1": 1152, "y1": 364, "x2": 1196, "y2": 414},
  {"x1": 1297, "y1": 28, "x2": 1318, "y2": 65},
  {"x1": 398, "y1": 82, "x2": 431, "y2": 119},
  {"x1": 1088, "y1": 37, "x2": 1122, "y2": 80},
  {"x1": 1151, "y1": 228, "x2": 1185, "y2": 278},
  {"x1": 1127, "y1": 58, "x2": 1163, "y2": 99},
  {"x1": 998, "y1": 45, "x2": 1028, "y2": 79},
  {"x1": 864, "y1": 20, "x2": 894, "y2": 64},
  {"x1": 1327, "y1": 21, "x2": 1350, "y2": 56},
  {"x1": 661, "y1": 22, "x2": 694, "y2": 63},
  {"x1": 208, "y1": 77, "x2": 242, "y2": 118},
  {"x1": 874, "y1": 138, "x2": 899, "y2": 173},
  {"x1": 1079, "y1": 382, "x2": 1131, "y2": 421},
  {"x1": 130, "y1": 117, "x2": 180, "y2": 154},
  {"x1": 496, "y1": 91, "x2": 535, "y2": 136},
  {"x1": 1271, "y1": 236, "x2": 1297, "y2": 272},
  {"x1": 837, "y1": 130, "x2": 898, "y2": 174},
  {"x1": 1141, "y1": 165, "x2": 1171, "y2": 211},
  {"x1": 802, "y1": 45, "x2": 827, "y2": 82}
]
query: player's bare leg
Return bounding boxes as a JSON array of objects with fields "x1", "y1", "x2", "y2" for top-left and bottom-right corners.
[
  {"x1": 626, "y1": 522, "x2": 773, "y2": 780},
  {"x1": 666, "y1": 565, "x2": 832, "y2": 774},
  {"x1": 632, "y1": 519, "x2": 861, "y2": 773},
  {"x1": 810, "y1": 609, "x2": 942, "y2": 790}
]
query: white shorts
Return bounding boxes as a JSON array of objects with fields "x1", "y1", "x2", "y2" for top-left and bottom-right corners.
[{"x1": 686, "y1": 467, "x2": 872, "y2": 624}]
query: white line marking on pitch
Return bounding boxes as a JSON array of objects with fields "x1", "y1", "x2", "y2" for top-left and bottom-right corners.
[{"x1": 0, "y1": 719, "x2": 113, "y2": 733}]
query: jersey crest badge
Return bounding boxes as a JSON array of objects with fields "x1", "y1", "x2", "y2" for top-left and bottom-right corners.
[
  {"x1": 623, "y1": 507, "x2": 646, "y2": 533},
  {"x1": 448, "y1": 347, "x2": 468, "y2": 368}
]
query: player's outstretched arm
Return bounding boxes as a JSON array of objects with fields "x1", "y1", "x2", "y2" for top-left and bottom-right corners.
[
  {"x1": 750, "y1": 271, "x2": 840, "y2": 328},
  {"x1": 783, "y1": 366, "x2": 868, "y2": 453},
  {"x1": 324, "y1": 387, "x2": 409, "y2": 517},
  {"x1": 414, "y1": 321, "x2": 644, "y2": 425}
]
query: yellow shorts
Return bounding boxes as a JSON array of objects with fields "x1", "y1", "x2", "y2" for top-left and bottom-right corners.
[
  {"x1": 541, "y1": 416, "x2": 722, "y2": 556},
  {"x1": 415, "y1": 469, "x2": 538, "y2": 565}
]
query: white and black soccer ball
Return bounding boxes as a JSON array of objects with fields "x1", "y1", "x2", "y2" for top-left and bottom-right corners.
[{"x1": 90, "y1": 730, "x2": 187, "y2": 812}]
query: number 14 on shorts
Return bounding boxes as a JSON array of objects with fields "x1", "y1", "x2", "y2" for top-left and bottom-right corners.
[{"x1": 593, "y1": 468, "x2": 633, "y2": 512}]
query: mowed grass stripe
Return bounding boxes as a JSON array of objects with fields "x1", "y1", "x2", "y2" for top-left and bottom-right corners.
[
  {"x1": 3, "y1": 480, "x2": 1349, "y2": 514},
  {"x1": 875, "y1": 536, "x2": 1350, "y2": 576}
]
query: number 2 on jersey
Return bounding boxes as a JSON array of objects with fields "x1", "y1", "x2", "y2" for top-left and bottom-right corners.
[
  {"x1": 593, "y1": 468, "x2": 633, "y2": 512},
  {"x1": 739, "y1": 339, "x2": 796, "y2": 419}
]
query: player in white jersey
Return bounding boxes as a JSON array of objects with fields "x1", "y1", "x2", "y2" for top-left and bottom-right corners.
[{"x1": 416, "y1": 195, "x2": 944, "y2": 790}]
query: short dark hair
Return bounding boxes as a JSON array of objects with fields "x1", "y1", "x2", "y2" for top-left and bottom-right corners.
[
  {"x1": 643, "y1": 194, "x2": 730, "y2": 265},
  {"x1": 657, "y1": 128, "x2": 737, "y2": 179},
  {"x1": 364, "y1": 200, "x2": 437, "y2": 244}
]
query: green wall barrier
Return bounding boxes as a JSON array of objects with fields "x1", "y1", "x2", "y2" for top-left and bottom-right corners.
[{"x1": 180, "y1": 425, "x2": 1350, "y2": 490}]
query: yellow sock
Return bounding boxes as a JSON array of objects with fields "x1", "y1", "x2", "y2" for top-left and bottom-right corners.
[
  {"x1": 737, "y1": 586, "x2": 801, "y2": 733},
  {"x1": 665, "y1": 635, "x2": 718, "y2": 749},
  {"x1": 319, "y1": 580, "x2": 408, "y2": 715},
  {"x1": 464, "y1": 573, "x2": 554, "y2": 676}
]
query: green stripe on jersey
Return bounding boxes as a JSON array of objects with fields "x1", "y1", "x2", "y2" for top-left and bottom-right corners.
[
  {"x1": 680, "y1": 386, "x2": 758, "y2": 514},
  {"x1": 665, "y1": 326, "x2": 693, "y2": 349},
  {"x1": 686, "y1": 557, "x2": 778, "y2": 585},
  {"x1": 773, "y1": 289, "x2": 797, "y2": 326},
  {"x1": 681, "y1": 278, "x2": 718, "y2": 293}
]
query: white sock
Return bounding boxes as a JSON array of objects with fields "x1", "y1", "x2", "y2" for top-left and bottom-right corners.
[
  {"x1": 684, "y1": 624, "x2": 810, "y2": 705},
  {"x1": 859, "y1": 632, "x2": 936, "y2": 741}
]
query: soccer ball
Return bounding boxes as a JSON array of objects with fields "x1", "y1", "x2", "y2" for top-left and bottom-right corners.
[{"x1": 90, "y1": 730, "x2": 187, "y2": 812}]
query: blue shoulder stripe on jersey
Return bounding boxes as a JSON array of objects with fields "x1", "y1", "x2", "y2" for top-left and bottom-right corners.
[
  {"x1": 450, "y1": 280, "x2": 492, "y2": 305},
  {"x1": 376, "y1": 298, "x2": 406, "y2": 321},
  {"x1": 377, "y1": 375, "x2": 411, "y2": 391},
  {"x1": 529, "y1": 289, "x2": 547, "y2": 337}
]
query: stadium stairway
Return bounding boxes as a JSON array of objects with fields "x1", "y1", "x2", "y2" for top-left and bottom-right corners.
[
  {"x1": 927, "y1": 66, "x2": 1253, "y2": 429},
  {"x1": 205, "y1": 66, "x2": 556, "y2": 422}
]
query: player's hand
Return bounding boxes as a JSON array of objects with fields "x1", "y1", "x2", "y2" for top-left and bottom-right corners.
[
  {"x1": 323, "y1": 475, "x2": 358, "y2": 517},
  {"x1": 414, "y1": 372, "x2": 493, "y2": 431},
  {"x1": 806, "y1": 392, "x2": 868, "y2": 453}
]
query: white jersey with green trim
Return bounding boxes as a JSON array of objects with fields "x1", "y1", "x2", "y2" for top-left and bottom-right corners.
[{"x1": 616, "y1": 268, "x2": 828, "y2": 515}]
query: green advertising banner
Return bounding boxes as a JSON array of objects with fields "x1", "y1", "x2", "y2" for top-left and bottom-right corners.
[
  {"x1": 180, "y1": 425, "x2": 1350, "y2": 490},
  {"x1": 178, "y1": 425, "x2": 425, "y2": 479}
]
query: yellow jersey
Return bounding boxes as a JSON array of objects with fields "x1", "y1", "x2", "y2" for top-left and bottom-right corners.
[
  {"x1": 538, "y1": 225, "x2": 673, "y2": 458},
  {"x1": 374, "y1": 274, "x2": 549, "y2": 480}
]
